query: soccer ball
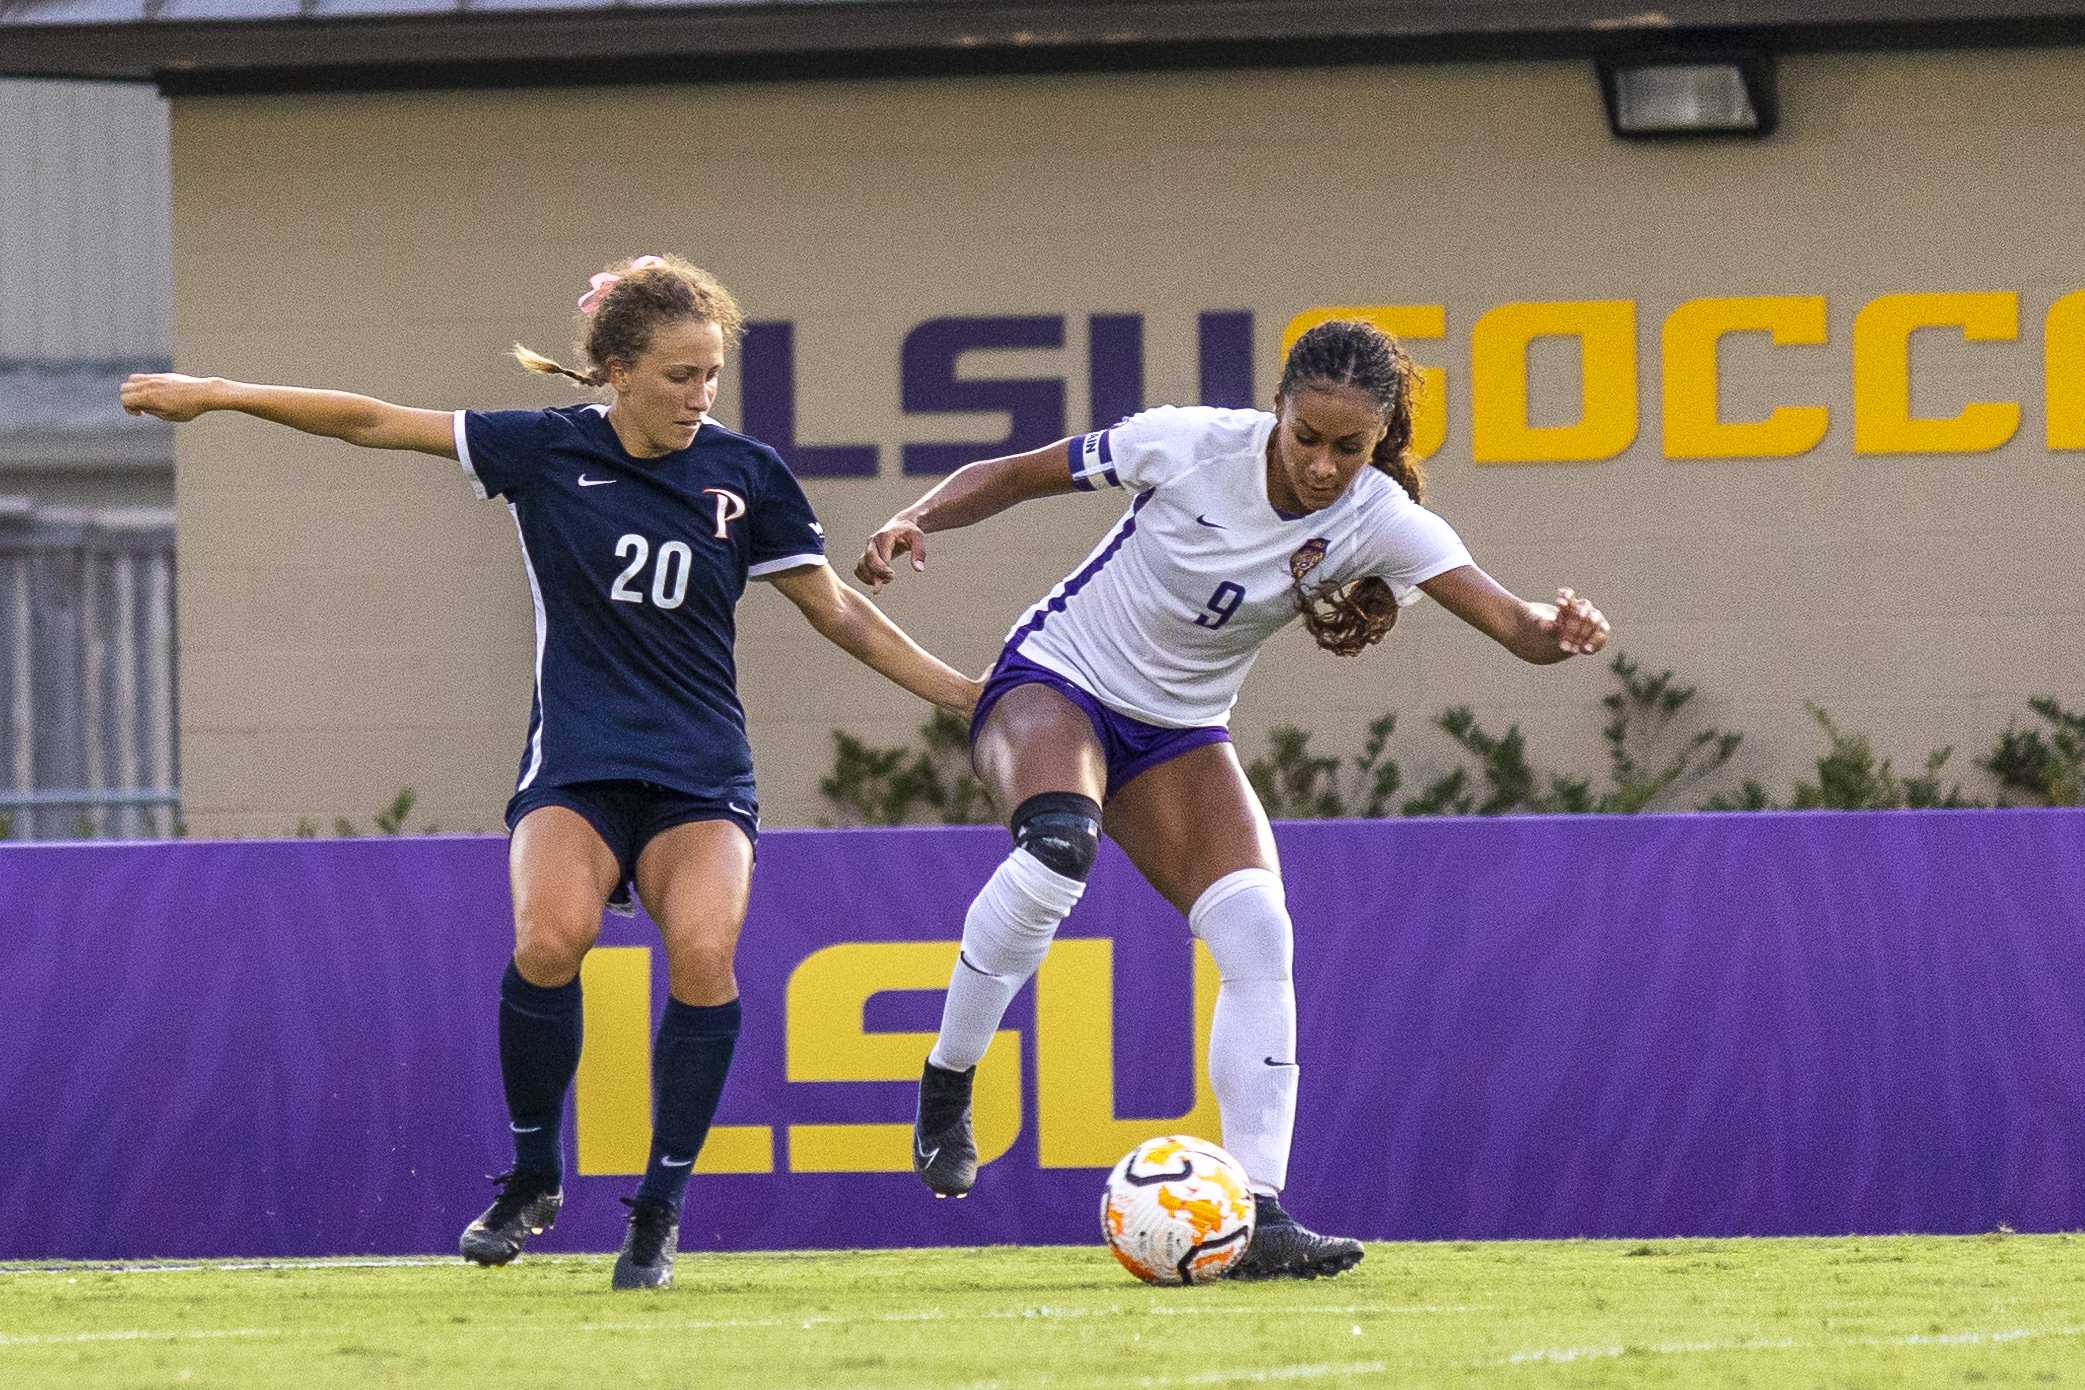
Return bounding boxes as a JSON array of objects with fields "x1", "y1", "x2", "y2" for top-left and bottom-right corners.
[{"x1": 1099, "y1": 1135, "x2": 1257, "y2": 1285}]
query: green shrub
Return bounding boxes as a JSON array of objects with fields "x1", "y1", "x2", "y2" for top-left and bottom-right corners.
[
  {"x1": 1982, "y1": 697, "x2": 2085, "y2": 806},
  {"x1": 1601, "y1": 654, "x2": 1744, "y2": 813},
  {"x1": 1784, "y1": 705, "x2": 1980, "y2": 810},
  {"x1": 1393, "y1": 655, "x2": 1743, "y2": 817},
  {"x1": 819, "y1": 653, "x2": 2075, "y2": 822},
  {"x1": 1246, "y1": 714, "x2": 1401, "y2": 819},
  {"x1": 819, "y1": 710, "x2": 993, "y2": 826},
  {"x1": 373, "y1": 788, "x2": 419, "y2": 834},
  {"x1": 321, "y1": 788, "x2": 425, "y2": 838}
]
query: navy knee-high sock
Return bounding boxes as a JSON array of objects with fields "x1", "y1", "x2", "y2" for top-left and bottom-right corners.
[
  {"x1": 498, "y1": 960, "x2": 583, "y2": 1182},
  {"x1": 633, "y1": 997, "x2": 742, "y2": 1213}
]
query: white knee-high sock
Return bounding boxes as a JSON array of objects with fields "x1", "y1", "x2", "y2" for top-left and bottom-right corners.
[
  {"x1": 1190, "y1": 868, "x2": 1298, "y2": 1195},
  {"x1": 928, "y1": 847, "x2": 1086, "y2": 1072}
]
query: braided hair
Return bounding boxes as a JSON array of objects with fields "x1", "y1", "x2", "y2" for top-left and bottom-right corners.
[
  {"x1": 512, "y1": 254, "x2": 745, "y2": 388},
  {"x1": 1278, "y1": 320, "x2": 1425, "y2": 657}
]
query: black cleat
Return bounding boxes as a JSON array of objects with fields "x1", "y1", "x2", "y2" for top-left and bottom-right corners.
[
  {"x1": 913, "y1": 1061, "x2": 980, "y2": 1198},
  {"x1": 611, "y1": 1197, "x2": 679, "y2": 1291},
  {"x1": 459, "y1": 1169, "x2": 563, "y2": 1266},
  {"x1": 1223, "y1": 1194, "x2": 1364, "y2": 1281}
]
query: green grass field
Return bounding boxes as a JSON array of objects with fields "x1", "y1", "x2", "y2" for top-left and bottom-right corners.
[{"x1": 4, "y1": 1235, "x2": 2082, "y2": 1389}]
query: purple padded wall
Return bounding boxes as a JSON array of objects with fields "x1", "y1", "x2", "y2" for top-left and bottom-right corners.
[{"x1": 3, "y1": 809, "x2": 2081, "y2": 1258}]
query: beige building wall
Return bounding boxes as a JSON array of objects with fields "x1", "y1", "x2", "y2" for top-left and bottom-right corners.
[{"x1": 169, "y1": 51, "x2": 2085, "y2": 836}]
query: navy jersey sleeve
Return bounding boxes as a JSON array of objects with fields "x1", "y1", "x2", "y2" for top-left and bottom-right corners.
[
  {"x1": 455, "y1": 409, "x2": 559, "y2": 501},
  {"x1": 746, "y1": 449, "x2": 828, "y2": 578}
]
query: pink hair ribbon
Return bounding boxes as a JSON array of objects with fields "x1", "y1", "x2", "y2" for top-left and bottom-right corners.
[{"x1": 577, "y1": 255, "x2": 668, "y2": 314}]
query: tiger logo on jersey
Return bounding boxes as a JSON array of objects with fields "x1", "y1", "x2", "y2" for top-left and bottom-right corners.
[{"x1": 1288, "y1": 537, "x2": 1332, "y2": 583}]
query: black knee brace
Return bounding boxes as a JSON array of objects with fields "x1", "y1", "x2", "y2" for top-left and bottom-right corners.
[{"x1": 1010, "y1": 792, "x2": 1102, "y2": 881}]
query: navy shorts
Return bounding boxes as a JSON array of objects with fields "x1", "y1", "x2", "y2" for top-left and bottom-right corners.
[
  {"x1": 505, "y1": 779, "x2": 759, "y2": 916},
  {"x1": 970, "y1": 647, "x2": 1230, "y2": 801}
]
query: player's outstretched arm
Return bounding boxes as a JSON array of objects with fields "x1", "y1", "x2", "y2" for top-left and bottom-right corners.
[
  {"x1": 855, "y1": 439, "x2": 1079, "y2": 593},
  {"x1": 1419, "y1": 565, "x2": 1611, "y2": 664},
  {"x1": 765, "y1": 562, "x2": 982, "y2": 717},
  {"x1": 120, "y1": 373, "x2": 458, "y2": 459}
]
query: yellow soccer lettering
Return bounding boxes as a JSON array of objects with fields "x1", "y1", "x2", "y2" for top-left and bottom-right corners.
[
  {"x1": 1852, "y1": 292, "x2": 2020, "y2": 455},
  {"x1": 1471, "y1": 300, "x2": 1638, "y2": 463},
  {"x1": 1661, "y1": 296, "x2": 1829, "y2": 459},
  {"x1": 2046, "y1": 291, "x2": 2085, "y2": 450}
]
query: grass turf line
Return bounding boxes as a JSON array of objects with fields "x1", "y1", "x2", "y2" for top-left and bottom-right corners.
[{"x1": 3, "y1": 1234, "x2": 2082, "y2": 1389}]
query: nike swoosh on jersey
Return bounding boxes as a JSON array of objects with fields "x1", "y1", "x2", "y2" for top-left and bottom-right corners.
[
  {"x1": 577, "y1": 475, "x2": 615, "y2": 487},
  {"x1": 1195, "y1": 514, "x2": 1227, "y2": 529}
]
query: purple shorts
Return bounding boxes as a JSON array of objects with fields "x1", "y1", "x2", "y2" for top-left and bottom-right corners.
[{"x1": 970, "y1": 647, "x2": 1230, "y2": 801}]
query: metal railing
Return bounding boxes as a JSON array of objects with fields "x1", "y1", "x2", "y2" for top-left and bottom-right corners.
[{"x1": 0, "y1": 502, "x2": 178, "y2": 839}]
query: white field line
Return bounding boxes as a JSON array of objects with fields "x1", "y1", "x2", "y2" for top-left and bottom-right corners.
[
  {"x1": 1154, "y1": 1364, "x2": 1391, "y2": 1386},
  {"x1": 922, "y1": 1365, "x2": 1394, "y2": 1390},
  {"x1": 0, "y1": 1257, "x2": 1471, "y2": 1306},
  {"x1": 10, "y1": 1316, "x2": 2083, "y2": 1372},
  {"x1": 565, "y1": 1303, "x2": 1468, "y2": 1335},
  {"x1": 1498, "y1": 1324, "x2": 2085, "y2": 1366},
  {"x1": 1503, "y1": 1338, "x2": 1795, "y2": 1365},
  {"x1": 0, "y1": 1302, "x2": 1465, "y2": 1351},
  {"x1": 0, "y1": 1257, "x2": 471, "y2": 1277},
  {"x1": 0, "y1": 1328, "x2": 289, "y2": 1349},
  {"x1": 1895, "y1": 1327, "x2": 2067, "y2": 1346}
]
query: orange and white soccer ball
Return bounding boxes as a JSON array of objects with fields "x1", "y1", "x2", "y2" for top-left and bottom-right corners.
[{"x1": 1099, "y1": 1135, "x2": 1257, "y2": 1285}]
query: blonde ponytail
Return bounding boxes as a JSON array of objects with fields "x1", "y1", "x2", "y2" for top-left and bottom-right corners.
[
  {"x1": 512, "y1": 254, "x2": 743, "y2": 395},
  {"x1": 511, "y1": 343, "x2": 605, "y2": 388}
]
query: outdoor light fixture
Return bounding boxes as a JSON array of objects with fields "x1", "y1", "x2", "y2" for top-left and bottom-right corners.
[{"x1": 1597, "y1": 55, "x2": 1777, "y2": 137}]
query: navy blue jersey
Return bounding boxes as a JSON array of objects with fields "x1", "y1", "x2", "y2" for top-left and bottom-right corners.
[{"x1": 454, "y1": 404, "x2": 825, "y2": 801}]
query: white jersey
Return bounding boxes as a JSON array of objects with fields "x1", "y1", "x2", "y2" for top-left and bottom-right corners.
[{"x1": 1007, "y1": 405, "x2": 1473, "y2": 728}]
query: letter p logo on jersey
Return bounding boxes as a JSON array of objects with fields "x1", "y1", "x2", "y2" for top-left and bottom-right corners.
[{"x1": 703, "y1": 487, "x2": 748, "y2": 540}]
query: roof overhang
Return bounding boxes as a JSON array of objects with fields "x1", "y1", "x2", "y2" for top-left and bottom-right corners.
[{"x1": 5, "y1": 1, "x2": 2085, "y2": 92}]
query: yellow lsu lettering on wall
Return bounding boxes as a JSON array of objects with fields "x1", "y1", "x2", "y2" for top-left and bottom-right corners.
[
  {"x1": 2045, "y1": 290, "x2": 2085, "y2": 450},
  {"x1": 574, "y1": 948, "x2": 775, "y2": 1174},
  {"x1": 1284, "y1": 290, "x2": 2081, "y2": 462},
  {"x1": 569, "y1": 940, "x2": 1221, "y2": 1176}
]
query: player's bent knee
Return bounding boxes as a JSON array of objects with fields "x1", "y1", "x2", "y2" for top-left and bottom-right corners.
[
  {"x1": 1188, "y1": 867, "x2": 1293, "y2": 983},
  {"x1": 514, "y1": 907, "x2": 603, "y2": 983},
  {"x1": 662, "y1": 937, "x2": 737, "y2": 992},
  {"x1": 513, "y1": 938, "x2": 588, "y2": 988},
  {"x1": 958, "y1": 807, "x2": 1098, "y2": 980},
  {"x1": 1010, "y1": 792, "x2": 1102, "y2": 881}
]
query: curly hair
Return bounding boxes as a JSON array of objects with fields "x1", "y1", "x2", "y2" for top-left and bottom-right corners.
[
  {"x1": 511, "y1": 254, "x2": 745, "y2": 388},
  {"x1": 1278, "y1": 320, "x2": 1426, "y2": 657}
]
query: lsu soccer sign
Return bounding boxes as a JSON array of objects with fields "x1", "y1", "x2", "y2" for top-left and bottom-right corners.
[
  {"x1": 741, "y1": 293, "x2": 2085, "y2": 475},
  {"x1": 568, "y1": 935, "x2": 1222, "y2": 1180},
  {"x1": 7, "y1": 813, "x2": 2085, "y2": 1260}
]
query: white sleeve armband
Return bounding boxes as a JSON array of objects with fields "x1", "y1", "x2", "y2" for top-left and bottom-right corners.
[{"x1": 1068, "y1": 430, "x2": 1120, "y2": 491}]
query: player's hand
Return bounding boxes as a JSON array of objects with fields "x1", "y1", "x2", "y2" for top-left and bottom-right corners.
[
  {"x1": 1540, "y1": 587, "x2": 1610, "y2": 656},
  {"x1": 857, "y1": 517, "x2": 928, "y2": 593},
  {"x1": 120, "y1": 373, "x2": 220, "y2": 423}
]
